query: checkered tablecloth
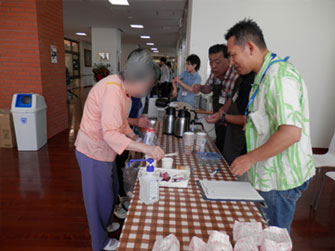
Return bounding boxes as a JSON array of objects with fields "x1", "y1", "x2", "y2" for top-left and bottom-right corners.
[{"x1": 118, "y1": 123, "x2": 266, "y2": 250}]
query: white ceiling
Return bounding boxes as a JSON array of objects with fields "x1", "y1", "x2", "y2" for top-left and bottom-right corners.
[{"x1": 63, "y1": 0, "x2": 187, "y2": 56}]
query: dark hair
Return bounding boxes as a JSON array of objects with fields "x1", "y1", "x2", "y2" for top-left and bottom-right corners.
[
  {"x1": 208, "y1": 44, "x2": 228, "y2": 58},
  {"x1": 225, "y1": 19, "x2": 267, "y2": 49},
  {"x1": 160, "y1": 57, "x2": 167, "y2": 63},
  {"x1": 166, "y1": 62, "x2": 172, "y2": 67},
  {"x1": 186, "y1": 54, "x2": 201, "y2": 71}
]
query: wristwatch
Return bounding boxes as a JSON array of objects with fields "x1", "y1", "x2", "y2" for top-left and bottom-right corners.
[{"x1": 221, "y1": 112, "x2": 226, "y2": 123}]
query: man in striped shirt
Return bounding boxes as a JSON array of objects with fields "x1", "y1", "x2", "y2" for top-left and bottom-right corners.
[
  {"x1": 226, "y1": 19, "x2": 315, "y2": 232},
  {"x1": 194, "y1": 44, "x2": 239, "y2": 152}
]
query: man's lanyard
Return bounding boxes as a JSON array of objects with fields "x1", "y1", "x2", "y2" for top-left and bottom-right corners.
[{"x1": 244, "y1": 53, "x2": 290, "y2": 116}]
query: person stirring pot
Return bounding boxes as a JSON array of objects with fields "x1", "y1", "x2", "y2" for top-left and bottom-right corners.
[{"x1": 75, "y1": 49, "x2": 165, "y2": 251}]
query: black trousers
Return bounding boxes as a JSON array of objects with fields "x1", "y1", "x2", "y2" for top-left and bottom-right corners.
[
  {"x1": 215, "y1": 123, "x2": 226, "y2": 154},
  {"x1": 115, "y1": 151, "x2": 129, "y2": 198},
  {"x1": 161, "y1": 82, "x2": 172, "y2": 98}
]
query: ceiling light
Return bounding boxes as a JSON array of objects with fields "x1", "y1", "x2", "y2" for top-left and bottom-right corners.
[
  {"x1": 140, "y1": 35, "x2": 150, "y2": 39},
  {"x1": 75, "y1": 32, "x2": 87, "y2": 36},
  {"x1": 108, "y1": 0, "x2": 129, "y2": 5},
  {"x1": 146, "y1": 43, "x2": 154, "y2": 46},
  {"x1": 153, "y1": 50, "x2": 159, "y2": 53},
  {"x1": 150, "y1": 48, "x2": 158, "y2": 51},
  {"x1": 130, "y1": 24, "x2": 144, "y2": 29}
]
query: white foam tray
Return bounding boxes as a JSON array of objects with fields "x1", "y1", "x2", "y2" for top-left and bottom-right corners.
[{"x1": 138, "y1": 167, "x2": 190, "y2": 188}]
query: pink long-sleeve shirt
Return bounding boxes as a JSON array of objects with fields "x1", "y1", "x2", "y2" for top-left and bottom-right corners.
[{"x1": 75, "y1": 75, "x2": 135, "y2": 162}]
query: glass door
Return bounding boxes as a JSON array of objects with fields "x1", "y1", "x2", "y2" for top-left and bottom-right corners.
[{"x1": 64, "y1": 38, "x2": 80, "y2": 87}]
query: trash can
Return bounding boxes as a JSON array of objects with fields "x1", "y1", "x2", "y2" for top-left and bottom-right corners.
[{"x1": 11, "y1": 93, "x2": 47, "y2": 151}]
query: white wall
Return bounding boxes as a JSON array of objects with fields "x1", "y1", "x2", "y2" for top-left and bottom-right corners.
[
  {"x1": 92, "y1": 27, "x2": 121, "y2": 75},
  {"x1": 186, "y1": 0, "x2": 335, "y2": 148}
]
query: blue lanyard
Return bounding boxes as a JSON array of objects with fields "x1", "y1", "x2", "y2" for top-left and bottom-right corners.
[{"x1": 244, "y1": 53, "x2": 290, "y2": 116}]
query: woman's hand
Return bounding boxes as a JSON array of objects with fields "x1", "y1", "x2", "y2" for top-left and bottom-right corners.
[
  {"x1": 193, "y1": 84, "x2": 201, "y2": 94},
  {"x1": 134, "y1": 116, "x2": 150, "y2": 128},
  {"x1": 173, "y1": 76, "x2": 181, "y2": 84},
  {"x1": 172, "y1": 81, "x2": 178, "y2": 97},
  {"x1": 144, "y1": 145, "x2": 165, "y2": 160}
]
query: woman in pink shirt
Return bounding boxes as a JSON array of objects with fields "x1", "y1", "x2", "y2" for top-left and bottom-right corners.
[{"x1": 75, "y1": 49, "x2": 164, "y2": 251}]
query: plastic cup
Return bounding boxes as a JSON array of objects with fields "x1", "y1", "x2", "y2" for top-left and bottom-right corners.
[
  {"x1": 195, "y1": 132, "x2": 207, "y2": 152},
  {"x1": 183, "y1": 132, "x2": 195, "y2": 155},
  {"x1": 162, "y1": 157, "x2": 174, "y2": 169}
]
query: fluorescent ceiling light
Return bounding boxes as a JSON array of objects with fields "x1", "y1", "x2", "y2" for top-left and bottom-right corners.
[
  {"x1": 108, "y1": 0, "x2": 129, "y2": 5},
  {"x1": 150, "y1": 48, "x2": 158, "y2": 51},
  {"x1": 146, "y1": 42, "x2": 154, "y2": 46},
  {"x1": 140, "y1": 35, "x2": 151, "y2": 39},
  {"x1": 153, "y1": 51, "x2": 159, "y2": 53},
  {"x1": 130, "y1": 24, "x2": 144, "y2": 29},
  {"x1": 75, "y1": 32, "x2": 87, "y2": 36}
]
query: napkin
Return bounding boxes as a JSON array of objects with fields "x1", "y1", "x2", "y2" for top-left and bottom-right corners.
[
  {"x1": 206, "y1": 231, "x2": 233, "y2": 251},
  {"x1": 234, "y1": 236, "x2": 258, "y2": 251},
  {"x1": 189, "y1": 236, "x2": 207, "y2": 251},
  {"x1": 233, "y1": 221, "x2": 263, "y2": 245},
  {"x1": 260, "y1": 226, "x2": 292, "y2": 251},
  {"x1": 152, "y1": 234, "x2": 180, "y2": 251}
]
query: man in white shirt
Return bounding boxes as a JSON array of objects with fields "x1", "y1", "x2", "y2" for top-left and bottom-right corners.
[
  {"x1": 159, "y1": 57, "x2": 171, "y2": 97},
  {"x1": 159, "y1": 57, "x2": 170, "y2": 83}
]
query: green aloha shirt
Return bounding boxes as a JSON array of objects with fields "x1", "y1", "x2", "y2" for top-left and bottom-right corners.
[{"x1": 246, "y1": 52, "x2": 315, "y2": 192}]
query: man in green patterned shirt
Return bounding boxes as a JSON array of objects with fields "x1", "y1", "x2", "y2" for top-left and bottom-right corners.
[{"x1": 225, "y1": 19, "x2": 315, "y2": 232}]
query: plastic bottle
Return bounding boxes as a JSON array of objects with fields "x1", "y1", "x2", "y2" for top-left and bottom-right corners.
[
  {"x1": 143, "y1": 120, "x2": 156, "y2": 145},
  {"x1": 139, "y1": 158, "x2": 159, "y2": 205}
]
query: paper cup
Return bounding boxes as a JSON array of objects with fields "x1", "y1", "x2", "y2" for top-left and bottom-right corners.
[
  {"x1": 183, "y1": 132, "x2": 195, "y2": 155},
  {"x1": 195, "y1": 132, "x2": 206, "y2": 152},
  {"x1": 162, "y1": 157, "x2": 174, "y2": 169}
]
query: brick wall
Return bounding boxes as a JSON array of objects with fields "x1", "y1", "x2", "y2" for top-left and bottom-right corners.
[
  {"x1": 0, "y1": 0, "x2": 68, "y2": 139},
  {"x1": 35, "y1": 0, "x2": 68, "y2": 138}
]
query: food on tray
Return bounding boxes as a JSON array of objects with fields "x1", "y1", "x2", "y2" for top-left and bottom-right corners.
[
  {"x1": 176, "y1": 165, "x2": 187, "y2": 170},
  {"x1": 160, "y1": 172, "x2": 186, "y2": 183}
]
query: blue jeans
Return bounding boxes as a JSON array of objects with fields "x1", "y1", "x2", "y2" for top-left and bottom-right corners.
[{"x1": 258, "y1": 179, "x2": 311, "y2": 233}]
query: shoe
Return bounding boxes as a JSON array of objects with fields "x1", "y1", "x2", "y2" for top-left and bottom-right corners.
[
  {"x1": 107, "y1": 222, "x2": 120, "y2": 233},
  {"x1": 126, "y1": 191, "x2": 133, "y2": 198},
  {"x1": 113, "y1": 203, "x2": 127, "y2": 219},
  {"x1": 120, "y1": 197, "x2": 130, "y2": 210},
  {"x1": 103, "y1": 238, "x2": 119, "y2": 251}
]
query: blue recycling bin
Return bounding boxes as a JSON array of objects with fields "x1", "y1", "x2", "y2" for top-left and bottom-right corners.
[{"x1": 11, "y1": 94, "x2": 47, "y2": 151}]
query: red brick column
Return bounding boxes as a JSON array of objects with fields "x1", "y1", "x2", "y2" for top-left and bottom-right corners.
[{"x1": 0, "y1": 0, "x2": 68, "y2": 139}]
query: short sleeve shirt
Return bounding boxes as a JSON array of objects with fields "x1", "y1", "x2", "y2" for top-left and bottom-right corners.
[
  {"x1": 160, "y1": 64, "x2": 170, "y2": 83},
  {"x1": 246, "y1": 52, "x2": 315, "y2": 191},
  {"x1": 204, "y1": 66, "x2": 239, "y2": 111},
  {"x1": 177, "y1": 71, "x2": 201, "y2": 107}
]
